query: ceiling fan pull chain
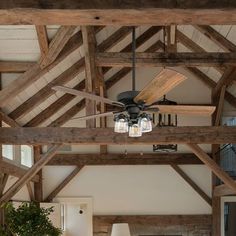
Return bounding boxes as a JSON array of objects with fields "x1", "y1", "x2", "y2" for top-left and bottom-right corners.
[{"x1": 132, "y1": 26, "x2": 136, "y2": 91}]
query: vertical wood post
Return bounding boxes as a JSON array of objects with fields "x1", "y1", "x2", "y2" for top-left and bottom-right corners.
[{"x1": 34, "y1": 146, "x2": 43, "y2": 202}]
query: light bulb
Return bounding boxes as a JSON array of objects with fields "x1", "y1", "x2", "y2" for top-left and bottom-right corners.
[{"x1": 129, "y1": 123, "x2": 142, "y2": 137}]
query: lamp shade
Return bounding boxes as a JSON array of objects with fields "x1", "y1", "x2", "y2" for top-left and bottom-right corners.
[{"x1": 111, "y1": 223, "x2": 131, "y2": 236}]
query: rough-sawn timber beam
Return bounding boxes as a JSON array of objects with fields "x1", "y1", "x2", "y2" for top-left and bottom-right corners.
[
  {"x1": 0, "y1": 61, "x2": 36, "y2": 73},
  {"x1": 47, "y1": 153, "x2": 204, "y2": 166},
  {"x1": 1, "y1": 1, "x2": 236, "y2": 25},
  {"x1": 0, "y1": 126, "x2": 236, "y2": 145},
  {"x1": 93, "y1": 214, "x2": 212, "y2": 227},
  {"x1": 0, "y1": 158, "x2": 39, "y2": 182},
  {"x1": 96, "y1": 52, "x2": 236, "y2": 67},
  {"x1": 214, "y1": 182, "x2": 236, "y2": 197}
]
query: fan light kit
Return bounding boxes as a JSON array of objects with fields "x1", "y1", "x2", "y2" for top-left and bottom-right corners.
[
  {"x1": 52, "y1": 27, "x2": 216, "y2": 138},
  {"x1": 114, "y1": 112, "x2": 152, "y2": 137}
]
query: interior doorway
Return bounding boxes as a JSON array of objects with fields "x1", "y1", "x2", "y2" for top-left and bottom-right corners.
[
  {"x1": 221, "y1": 197, "x2": 236, "y2": 236},
  {"x1": 55, "y1": 197, "x2": 93, "y2": 236}
]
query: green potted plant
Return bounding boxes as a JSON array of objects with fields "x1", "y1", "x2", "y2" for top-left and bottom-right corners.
[{"x1": 0, "y1": 202, "x2": 62, "y2": 236}]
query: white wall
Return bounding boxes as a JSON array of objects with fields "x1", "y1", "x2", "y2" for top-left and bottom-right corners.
[{"x1": 43, "y1": 165, "x2": 212, "y2": 215}]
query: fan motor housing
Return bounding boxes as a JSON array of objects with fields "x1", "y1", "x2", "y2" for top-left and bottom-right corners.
[{"x1": 117, "y1": 91, "x2": 145, "y2": 119}]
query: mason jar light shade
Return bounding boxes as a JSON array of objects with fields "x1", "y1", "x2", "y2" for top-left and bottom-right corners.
[
  {"x1": 114, "y1": 114, "x2": 129, "y2": 133},
  {"x1": 139, "y1": 114, "x2": 152, "y2": 133},
  {"x1": 111, "y1": 223, "x2": 131, "y2": 236},
  {"x1": 129, "y1": 123, "x2": 142, "y2": 137}
]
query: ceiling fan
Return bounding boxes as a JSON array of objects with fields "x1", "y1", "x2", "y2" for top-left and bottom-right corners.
[{"x1": 52, "y1": 27, "x2": 215, "y2": 137}]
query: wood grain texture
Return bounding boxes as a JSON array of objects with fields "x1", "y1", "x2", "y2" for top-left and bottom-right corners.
[
  {"x1": 0, "y1": 27, "x2": 78, "y2": 107},
  {"x1": 47, "y1": 153, "x2": 203, "y2": 166},
  {"x1": 34, "y1": 146, "x2": 43, "y2": 202},
  {"x1": 40, "y1": 26, "x2": 76, "y2": 68},
  {"x1": 93, "y1": 214, "x2": 212, "y2": 227},
  {"x1": 1, "y1": 126, "x2": 236, "y2": 145},
  {"x1": 134, "y1": 69, "x2": 186, "y2": 105},
  {"x1": 1, "y1": 1, "x2": 236, "y2": 25},
  {"x1": 0, "y1": 61, "x2": 36, "y2": 72},
  {"x1": 96, "y1": 52, "x2": 236, "y2": 67},
  {"x1": 177, "y1": 30, "x2": 225, "y2": 74},
  {"x1": 0, "y1": 159, "x2": 39, "y2": 182},
  {"x1": 9, "y1": 59, "x2": 85, "y2": 120},
  {"x1": 149, "y1": 105, "x2": 216, "y2": 116},
  {"x1": 214, "y1": 181, "x2": 236, "y2": 196},
  {"x1": 35, "y1": 25, "x2": 49, "y2": 58},
  {"x1": 195, "y1": 25, "x2": 236, "y2": 52}
]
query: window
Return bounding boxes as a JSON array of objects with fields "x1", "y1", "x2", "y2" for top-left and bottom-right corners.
[
  {"x1": 20, "y1": 145, "x2": 33, "y2": 168},
  {"x1": 2, "y1": 144, "x2": 14, "y2": 160}
]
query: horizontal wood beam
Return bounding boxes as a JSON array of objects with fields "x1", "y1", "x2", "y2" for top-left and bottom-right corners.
[
  {"x1": 0, "y1": 61, "x2": 36, "y2": 73},
  {"x1": 0, "y1": 26, "x2": 76, "y2": 107},
  {"x1": 48, "y1": 153, "x2": 204, "y2": 166},
  {"x1": 1, "y1": 1, "x2": 236, "y2": 25},
  {"x1": 0, "y1": 126, "x2": 236, "y2": 145},
  {"x1": 0, "y1": 159, "x2": 39, "y2": 182},
  {"x1": 214, "y1": 182, "x2": 236, "y2": 197},
  {"x1": 195, "y1": 25, "x2": 236, "y2": 52},
  {"x1": 96, "y1": 52, "x2": 236, "y2": 67},
  {"x1": 93, "y1": 215, "x2": 212, "y2": 227}
]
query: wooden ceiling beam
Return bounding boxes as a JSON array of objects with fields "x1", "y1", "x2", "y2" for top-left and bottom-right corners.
[
  {"x1": 1, "y1": 1, "x2": 236, "y2": 25},
  {"x1": 45, "y1": 166, "x2": 83, "y2": 202},
  {"x1": 177, "y1": 30, "x2": 225, "y2": 74},
  {"x1": 39, "y1": 26, "x2": 76, "y2": 68},
  {"x1": 0, "y1": 110, "x2": 20, "y2": 127},
  {"x1": 17, "y1": 27, "x2": 132, "y2": 124},
  {"x1": 214, "y1": 181, "x2": 236, "y2": 196},
  {"x1": 48, "y1": 99, "x2": 85, "y2": 127},
  {"x1": 96, "y1": 52, "x2": 236, "y2": 67},
  {"x1": 0, "y1": 174, "x2": 8, "y2": 194},
  {"x1": 171, "y1": 164, "x2": 211, "y2": 206},
  {"x1": 186, "y1": 67, "x2": 236, "y2": 109},
  {"x1": 0, "y1": 126, "x2": 236, "y2": 145},
  {"x1": 103, "y1": 26, "x2": 162, "y2": 74},
  {"x1": 0, "y1": 26, "x2": 77, "y2": 107},
  {"x1": 0, "y1": 61, "x2": 36, "y2": 73},
  {"x1": 106, "y1": 40, "x2": 163, "y2": 89},
  {"x1": 25, "y1": 28, "x2": 162, "y2": 127},
  {"x1": 9, "y1": 59, "x2": 85, "y2": 120},
  {"x1": 35, "y1": 25, "x2": 49, "y2": 58},
  {"x1": 82, "y1": 26, "x2": 97, "y2": 128},
  {"x1": 212, "y1": 67, "x2": 236, "y2": 98},
  {"x1": 187, "y1": 144, "x2": 236, "y2": 195},
  {"x1": 24, "y1": 81, "x2": 85, "y2": 127},
  {"x1": 0, "y1": 144, "x2": 61, "y2": 203},
  {"x1": 195, "y1": 25, "x2": 236, "y2": 52},
  {"x1": 47, "y1": 153, "x2": 204, "y2": 166},
  {"x1": 93, "y1": 214, "x2": 212, "y2": 227},
  {"x1": 0, "y1": 158, "x2": 39, "y2": 182}
]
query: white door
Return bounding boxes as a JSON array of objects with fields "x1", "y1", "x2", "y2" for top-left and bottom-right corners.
[{"x1": 55, "y1": 198, "x2": 93, "y2": 236}]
